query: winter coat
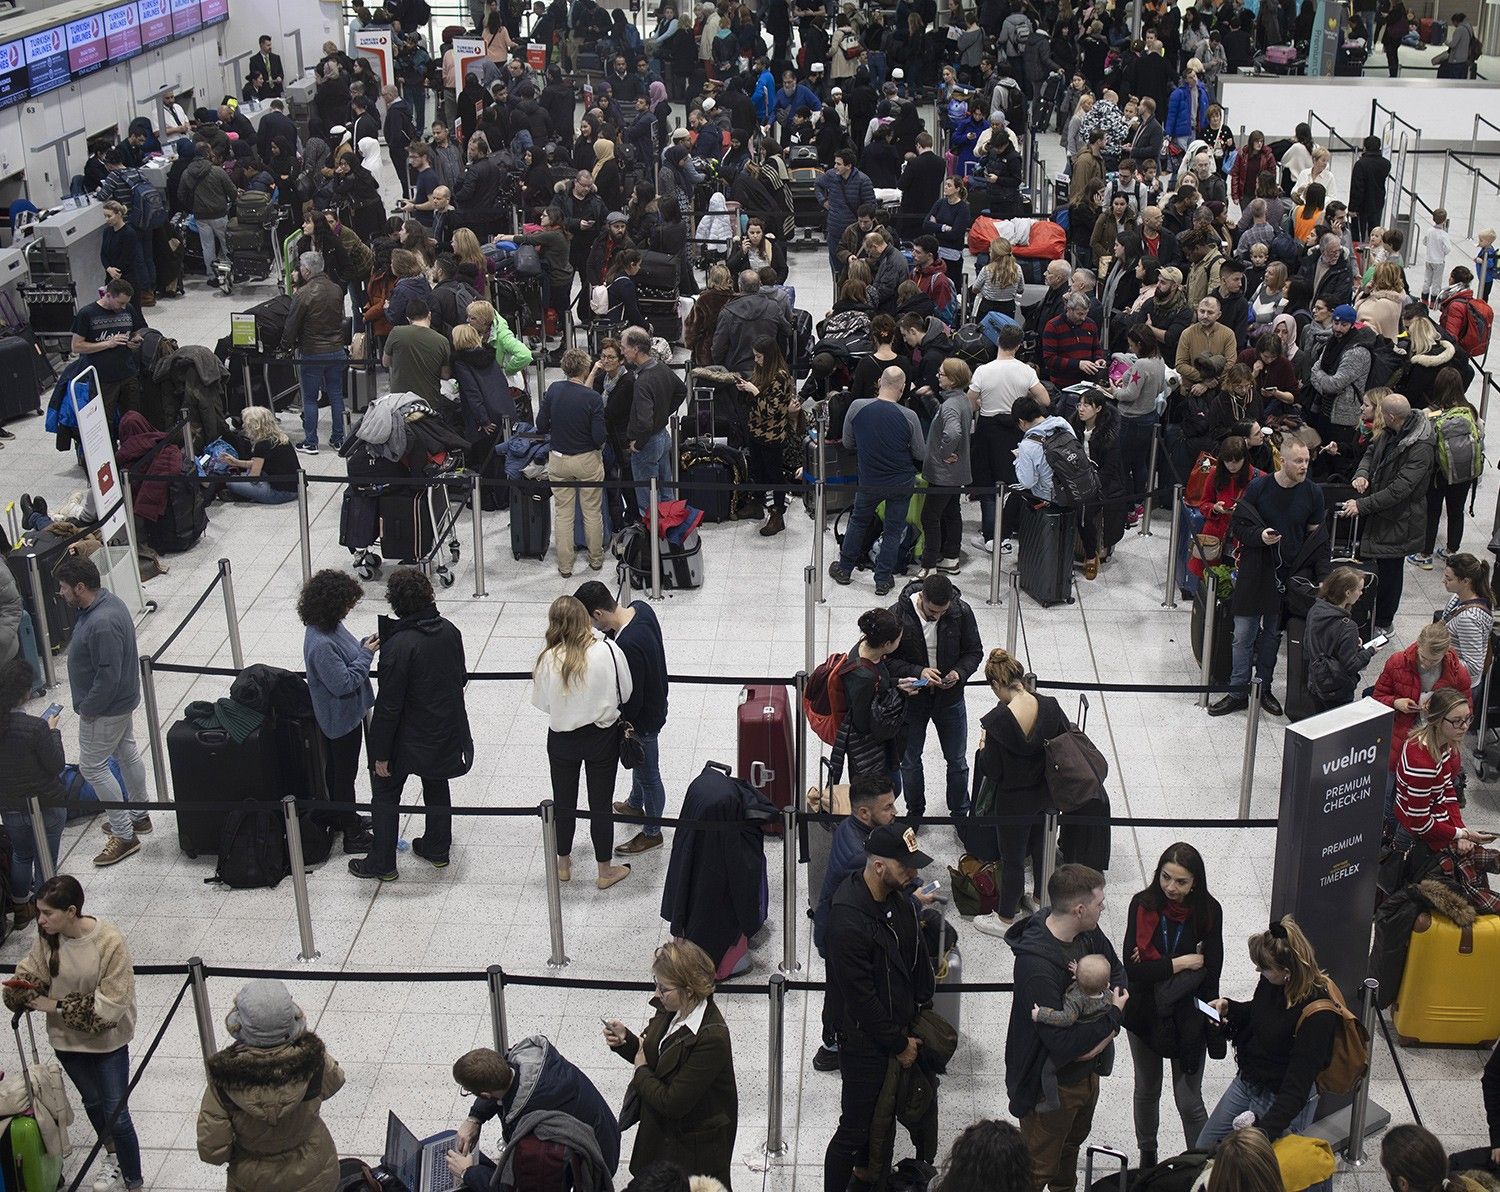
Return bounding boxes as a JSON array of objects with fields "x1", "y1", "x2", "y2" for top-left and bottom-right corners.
[
  {"x1": 1164, "y1": 80, "x2": 1209, "y2": 138},
  {"x1": 1373, "y1": 643, "x2": 1472, "y2": 769},
  {"x1": 712, "y1": 292, "x2": 791, "y2": 374},
  {"x1": 1309, "y1": 326, "x2": 1374, "y2": 428},
  {"x1": 178, "y1": 158, "x2": 237, "y2": 219},
  {"x1": 825, "y1": 868, "x2": 935, "y2": 1055},
  {"x1": 815, "y1": 167, "x2": 876, "y2": 242},
  {"x1": 1119, "y1": 890, "x2": 1223, "y2": 1065},
  {"x1": 884, "y1": 580, "x2": 983, "y2": 709},
  {"x1": 1303, "y1": 596, "x2": 1376, "y2": 706},
  {"x1": 197, "y1": 1033, "x2": 345, "y2": 1192},
  {"x1": 868, "y1": 245, "x2": 912, "y2": 313},
  {"x1": 454, "y1": 344, "x2": 516, "y2": 436},
  {"x1": 280, "y1": 273, "x2": 347, "y2": 357},
  {"x1": 366, "y1": 603, "x2": 473, "y2": 779},
  {"x1": 1352, "y1": 411, "x2": 1437, "y2": 556}
]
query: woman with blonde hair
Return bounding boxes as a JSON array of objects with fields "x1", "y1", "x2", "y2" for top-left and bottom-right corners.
[
  {"x1": 531, "y1": 596, "x2": 633, "y2": 889},
  {"x1": 450, "y1": 226, "x2": 492, "y2": 289},
  {"x1": 1199, "y1": 916, "x2": 1338, "y2": 1147},
  {"x1": 1357, "y1": 259, "x2": 1408, "y2": 341},
  {"x1": 686, "y1": 263, "x2": 735, "y2": 367},
  {"x1": 464, "y1": 298, "x2": 534, "y2": 375},
  {"x1": 603, "y1": 939, "x2": 738, "y2": 1187},
  {"x1": 974, "y1": 236, "x2": 1022, "y2": 320},
  {"x1": 223, "y1": 406, "x2": 300, "y2": 504},
  {"x1": 1374, "y1": 619, "x2": 1472, "y2": 827},
  {"x1": 1205, "y1": 1127, "x2": 1285, "y2": 1192}
]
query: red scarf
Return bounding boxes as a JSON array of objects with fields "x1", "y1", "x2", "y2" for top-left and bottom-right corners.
[{"x1": 1133, "y1": 898, "x2": 1193, "y2": 962}]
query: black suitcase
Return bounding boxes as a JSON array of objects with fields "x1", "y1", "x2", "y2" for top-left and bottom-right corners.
[
  {"x1": 340, "y1": 489, "x2": 380, "y2": 551},
  {"x1": 637, "y1": 250, "x2": 678, "y2": 290},
  {"x1": 650, "y1": 312, "x2": 683, "y2": 342},
  {"x1": 1058, "y1": 791, "x2": 1111, "y2": 872},
  {"x1": 511, "y1": 481, "x2": 551, "y2": 559},
  {"x1": 681, "y1": 456, "x2": 734, "y2": 523},
  {"x1": 1190, "y1": 582, "x2": 1234, "y2": 685},
  {"x1": 1017, "y1": 502, "x2": 1075, "y2": 606},
  {"x1": 274, "y1": 712, "x2": 335, "y2": 863},
  {"x1": 4, "y1": 546, "x2": 77, "y2": 651},
  {"x1": 802, "y1": 434, "x2": 858, "y2": 518},
  {"x1": 1284, "y1": 615, "x2": 1318, "y2": 721},
  {"x1": 379, "y1": 487, "x2": 447, "y2": 561},
  {"x1": 169, "y1": 719, "x2": 280, "y2": 857},
  {"x1": 142, "y1": 472, "x2": 209, "y2": 554},
  {"x1": 0, "y1": 332, "x2": 47, "y2": 422}
]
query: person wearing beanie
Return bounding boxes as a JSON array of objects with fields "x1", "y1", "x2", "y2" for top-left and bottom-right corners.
[{"x1": 197, "y1": 979, "x2": 346, "y2": 1192}]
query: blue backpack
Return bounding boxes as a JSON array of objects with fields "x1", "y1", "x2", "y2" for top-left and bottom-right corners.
[{"x1": 58, "y1": 760, "x2": 117, "y2": 822}]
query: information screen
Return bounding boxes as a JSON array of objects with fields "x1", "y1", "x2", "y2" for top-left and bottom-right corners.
[
  {"x1": 199, "y1": 0, "x2": 227, "y2": 25},
  {"x1": 66, "y1": 14, "x2": 107, "y2": 77},
  {"x1": 23, "y1": 27, "x2": 69, "y2": 97},
  {"x1": 0, "y1": 39, "x2": 27, "y2": 110},
  {"x1": 169, "y1": 0, "x2": 200, "y2": 37},
  {"x1": 137, "y1": 0, "x2": 172, "y2": 48},
  {"x1": 104, "y1": 4, "x2": 142, "y2": 62}
]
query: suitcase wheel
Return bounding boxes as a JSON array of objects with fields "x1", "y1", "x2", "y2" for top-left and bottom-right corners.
[
  {"x1": 449, "y1": 540, "x2": 461, "y2": 562},
  {"x1": 435, "y1": 567, "x2": 455, "y2": 588}
]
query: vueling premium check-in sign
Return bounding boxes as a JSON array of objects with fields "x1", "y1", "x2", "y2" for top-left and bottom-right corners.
[{"x1": 1269, "y1": 697, "x2": 1393, "y2": 1000}]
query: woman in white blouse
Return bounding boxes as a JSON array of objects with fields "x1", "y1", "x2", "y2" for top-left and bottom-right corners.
[
  {"x1": 532, "y1": 595, "x2": 634, "y2": 889},
  {"x1": 1292, "y1": 146, "x2": 1337, "y2": 204}
]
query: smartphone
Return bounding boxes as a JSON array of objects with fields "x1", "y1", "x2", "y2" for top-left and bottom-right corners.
[
  {"x1": 1194, "y1": 997, "x2": 1221, "y2": 1022},
  {"x1": 41, "y1": 703, "x2": 62, "y2": 721},
  {"x1": 910, "y1": 677, "x2": 930, "y2": 688},
  {"x1": 1364, "y1": 633, "x2": 1389, "y2": 650},
  {"x1": 919, "y1": 879, "x2": 941, "y2": 896}
]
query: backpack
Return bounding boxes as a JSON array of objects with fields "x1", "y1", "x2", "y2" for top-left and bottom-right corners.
[
  {"x1": 1434, "y1": 406, "x2": 1484, "y2": 486},
  {"x1": 1037, "y1": 425, "x2": 1099, "y2": 506},
  {"x1": 507, "y1": 1135, "x2": 580, "y2": 1190},
  {"x1": 814, "y1": 309, "x2": 874, "y2": 359},
  {"x1": 1296, "y1": 977, "x2": 1370, "y2": 1095},
  {"x1": 1133, "y1": 1151, "x2": 1214, "y2": 1192},
  {"x1": 59, "y1": 761, "x2": 115, "y2": 822},
  {"x1": 211, "y1": 806, "x2": 289, "y2": 889},
  {"x1": 127, "y1": 173, "x2": 168, "y2": 232},
  {"x1": 804, "y1": 650, "x2": 853, "y2": 745},
  {"x1": 1365, "y1": 333, "x2": 1401, "y2": 388},
  {"x1": 1447, "y1": 295, "x2": 1493, "y2": 358},
  {"x1": 335, "y1": 1158, "x2": 381, "y2": 1191}
]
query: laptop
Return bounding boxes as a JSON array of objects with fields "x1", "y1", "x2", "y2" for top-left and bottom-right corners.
[{"x1": 380, "y1": 1111, "x2": 459, "y2": 1192}]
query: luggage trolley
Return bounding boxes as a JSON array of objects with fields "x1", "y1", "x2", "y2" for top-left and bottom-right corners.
[{"x1": 340, "y1": 441, "x2": 467, "y2": 587}]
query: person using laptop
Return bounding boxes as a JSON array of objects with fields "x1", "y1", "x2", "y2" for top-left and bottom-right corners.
[{"x1": 448, "y1": 1039, "x2": 621, "y2": 1188}]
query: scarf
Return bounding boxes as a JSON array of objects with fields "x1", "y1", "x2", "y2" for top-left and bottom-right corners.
[{"x1": 1133, "y1": 897, "x2": 1193, "y2": 962}]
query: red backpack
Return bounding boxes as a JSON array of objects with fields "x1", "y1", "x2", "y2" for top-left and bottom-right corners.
[
  {"x1": 1447, "y1": 294, "x2": 1493, "y2": 358},
  {"x1": 805, "y1": 650, "x2": 871, "y2": 745}
]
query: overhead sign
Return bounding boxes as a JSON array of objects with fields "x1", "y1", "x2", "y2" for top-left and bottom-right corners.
[
  {"x1": 104, "y1": 4, "x2": 142, "y2": 62},
  {"x1": 199, "y1": 0, "x2": 228, "y2": 24},
  {"x1": 452, "y1": 36, "x2": 484, "y2": 89},
  {"x1": 0, "y1": 39, "x2": 28, "y2": 110},
  {"x1": 169, "y1": 0, "x2": 200, "y2": 37},
  {"x1": 355, "y1": 28, "x2": 392, "y2": 87},
  {"x1": 66, "y1": 14, "x2": 106, "y2": 76},
  {"x1": 23, "y1": 27, "x2": 69, "y2": 96},
  {"x1": 137, "y1": 0, "x2": 172, "y2": 48}
]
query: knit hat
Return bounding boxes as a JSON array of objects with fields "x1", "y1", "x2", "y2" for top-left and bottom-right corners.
[
  {"x1": 1332, "y1": 303, "x2": 1358, "y2": 323},
  {"x1": 225, "y1": 980, "x2": 306, "y2": 1048}
]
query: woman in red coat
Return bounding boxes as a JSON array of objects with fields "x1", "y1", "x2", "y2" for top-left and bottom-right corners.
[
  {"x1": 1373, "y1": 620, "x2": 1472, "y2": 829},
  {"x1": 1230, "y1": 131, "x2": 1278, "y2": 206},
  {"x1": 1188, "y1": 436, "x2": 1259, "y2": 585}
]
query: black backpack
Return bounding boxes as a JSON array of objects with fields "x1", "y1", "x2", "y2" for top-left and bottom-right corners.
[
  {"x1": 1038, "y1": 425, "x2": 1099, "y2": 506},
  {"x1": 211, "y1": 806, "x2": 289, "y2": 889},
  {"x1": 1134, "y1": 1151, "x2": 1214, "y2": 1192}
]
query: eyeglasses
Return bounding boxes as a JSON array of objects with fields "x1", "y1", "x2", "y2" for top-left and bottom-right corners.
[{"x1": 1444, "y1": 715, "x2": 1474, "y2": 728}]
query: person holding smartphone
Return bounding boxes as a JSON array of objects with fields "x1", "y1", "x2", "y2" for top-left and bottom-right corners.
[
  {"x1": 0, "y1": 658, "x2": 68, "y2": 931},
  {"x1": 1373, "y1": 621, "x2": 1471, "y2": 830},
  {"x1": 1303, "y1": 567, "x2": 1383, "y2": 715}
]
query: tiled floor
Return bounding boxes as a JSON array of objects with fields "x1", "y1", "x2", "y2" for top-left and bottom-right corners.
[{"x1": 2, "y1": 88, "x2": 1498, "y2": 1191}]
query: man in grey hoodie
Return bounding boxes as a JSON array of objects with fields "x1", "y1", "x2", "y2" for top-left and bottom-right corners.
[{"x1": 55, "y1": 554, "x2": 150, "y2": 867}]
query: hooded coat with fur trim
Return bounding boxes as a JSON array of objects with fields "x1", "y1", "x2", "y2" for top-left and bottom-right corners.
[{"x1": 197, "y1": 1033, "x2": 345, "y2": 1192}]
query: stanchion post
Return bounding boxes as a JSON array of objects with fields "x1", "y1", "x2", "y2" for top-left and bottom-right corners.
[
  {"x1": 470, "y1": 474, "x2": 487, "y2": 598},
  {"x1": 1239, "y1": 679, "x2": 1262, "y2": 819},
  {"x1": 1006, "y1": 571, "x2": 1021, "y2": 653},
  {"x1": 1039, "y1": 809, "x2": 1060, "y2": 898},
  {"x1": 670, "y1": 414, "x2": 681, "y2": 486},
  {"x1": 1162, "y1": 484, "x2": 1184, "y2": 609},
  {"x1": 26, "y1": 795, "x2": 55, "y2": 883},
  {"x1": 779, "y1": 806, "x2": 799, "y2": 975},
  {"x1": 217, "y1": 558, "x2": 244, "y2": 671},
  {"x1": 648, "y1": 478, "x2": 662, "y2": 601},
  {"x1": 803, "y1": 564, "x2": 817, "y2": 676},
  {"x1": 281, "y1": 796, "x2": 320, "y2": 962},
  {"x1": 24, "y1": 555, "x2": 56, "y2": 689},
  {"x1": 814, "y1": 404, "x2": 828, "y2": 603},
  {"x1": 987, "y1": 484, "x2": 1004, "y2": 605},
  {"x1": 140, "y1": 655, "x2": 170, "y2": 800},
  {"x1": 1198, "y1": 587, "x2": 1218, "y2": 709},
  {"x1": 794, "y1": 670, "x2": 809, "y2": 809},
  {"x1": 540, "y1": 800, "x2": 570, "y2": 968},
  {"x1": 764, "y1": 972, "x2": 790, "y2": 1157},
  {"x1": 296, "y1": 471, "x2": 312, "y2": 585},
  {"x1": 1139, "y1": 431, "x2": 1161, "y2": 536},
  {"x1": 188, "y1": 956, "x2": 216, "y2": 1063},
  {"x1": 486, "y1": 964, "x2": 509, "y2": 1053},
  {"x1": 1344, "y1": 977, "x2": 1381, "y2": 1163}
]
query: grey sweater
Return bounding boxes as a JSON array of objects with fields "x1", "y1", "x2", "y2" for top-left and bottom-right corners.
[
  {"x1": 67, "y1": 590, "x2": 140, "y2": 719},
  {"x1": 924, "y1": 390, "x2": 973, "y2": 487}
]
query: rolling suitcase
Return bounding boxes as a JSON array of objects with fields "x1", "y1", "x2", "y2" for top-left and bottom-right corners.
[
  {"x1": 1017, "y1": 502, "x2": 1075, "y2": 607},
  {"x1": 339, "y1": 489, "x2": 380, "y2": 552},
  {"x1": 0, "y1": 333, "x2": 44, "y2": 423},
  {"x1": 738, "y1": 685, "x2": 794, "y2": 812},
  {"x1": 511, "y1": 482, "x2": 551, "y2": 559},
  {"x1": 802, "y1": 434, "x2": 859, "y2": 518},
  {"x1": 804, "y1": 766, "x2": 850, "y2": 910},
  {"x1": 379, "y1": 487, "x2": 446, "y2": 561},
  {"x1": 1392, "y1": 910, "x2": 1500, "y2": 1045},
  {"x1": 168, "y1": 719, "x2": 280, "y2": 857},
  {"x1": 680, "y1": 439, "x2": 742, "y2": 523},
  {"x1": 1190, "y1": 582, "x2": 1233, "y2": 686},
  {"x1": 6, "y1": 547, "x2": 78, "y2": 653},
  {"x1": 1284, "y1": 616, "x2": 1319, "y2": 722},
  {"x1": 3, "y1": 1013, "x2": 63, "y2": 1192}
]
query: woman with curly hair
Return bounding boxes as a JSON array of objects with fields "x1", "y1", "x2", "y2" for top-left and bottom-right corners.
[
  {"x1": 298, "y1": 569, "x2": 377, "y2": 854},
  {"x1": 934, "y1": 1118, "x2": 1032, "y2": 1192}
]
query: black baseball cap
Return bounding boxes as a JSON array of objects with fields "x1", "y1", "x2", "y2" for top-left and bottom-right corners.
[{"x1": 866, "y1": 824, "x2": 932, "y2": 869}]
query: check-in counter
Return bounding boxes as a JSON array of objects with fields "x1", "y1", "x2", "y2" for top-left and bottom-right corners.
[
  {"x1": 29, "y1": 201, "x2": 107, "y2": 293},
  {"x1": 141, "y1": 156, "x2": 173, "y2": 193},
  {"x1": 0, "y1": 243, "x2": 27, "y2": 305}
]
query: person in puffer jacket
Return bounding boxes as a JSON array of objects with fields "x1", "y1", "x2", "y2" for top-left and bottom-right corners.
[
  {"x1": 198, "y1": 980, "x2": 345, "y2": 1192},
  {"x1": 1302, "y1": 567, "x2": 1381, "y2": 714}
]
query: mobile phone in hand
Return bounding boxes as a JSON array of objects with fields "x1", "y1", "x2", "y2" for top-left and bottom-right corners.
[
  {"x1": 1194, "y1": 998, "x2": 1221, "y2": 1022},
  {"x1": 1364, "y1": 633, "x2": 1389, "y2": 650},
  {"x1": 910, "y1": 677, "x2": 930, "y2": 688},
  {"x1": 919, "y1": 879, "x2": 941, "y2": 896},
  {"x1": 41, "y1": 704, "x2": 62, "y2": 721}
]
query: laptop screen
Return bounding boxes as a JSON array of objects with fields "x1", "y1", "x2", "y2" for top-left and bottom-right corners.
[{"x1": 383, "y1": 1111, "x2": 422, "y2": 1192}]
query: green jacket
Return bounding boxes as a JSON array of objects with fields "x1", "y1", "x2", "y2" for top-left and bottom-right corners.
[
  {"x1": 865, "y1": 1007, "x2": 958, "y2": 1175},
  {"x1": 488, "y1": 313, "x2": 534, "y2": 374}
]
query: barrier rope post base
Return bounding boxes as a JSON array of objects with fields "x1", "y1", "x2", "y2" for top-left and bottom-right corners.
[
  {"x1": 188, "y1": 956, "x2": 216, "y2": 1063},
  {"x1": 140, "y1": 655, "x2": 170, "y2": 801},
  {"x1": 779, "y1": 807, "x2": 800, "y2": 976},
  {"x1": 487, "y1": 964, "x2": 509, "y2": 1053},
  {"x1": 26, "y1": 795, "x2": 55, "y2": 883},
  {"x1": 1239, "y1": 680, "x2": 1262, "y2": 820},
  {"x1": 281, "y1": 796, "x2": 321, "y2": 963},
  {"x1": 743, "y1": 972, "x2": 791, "y2": 1171},
  {"x1": 1162, "y1": 484, "x2": 1184, "y2": 609},
  {"x1": 540, "y1": 800, "x2": 570, "y2": 969},
  {"x1": 217, "y1": 558, "x2": 244, "y2": 671}
]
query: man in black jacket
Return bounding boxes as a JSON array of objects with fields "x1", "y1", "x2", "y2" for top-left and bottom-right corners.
[
  {"x1": 255, "y1": 99, "x2": 300, "y2": 166},
  {"x1": 427, "y1": 253, "x2": 481, "y2": 337},
  {"x1": 280, "y1": 251, "x2": 350, "y2": 454},
  {"x1": 1348, "y1": 136, "x2": 1392, "y2": 242},
  {"x1": 558, "y1": 170, "x2": 607, "y2": 282},
  {"x1": 885, "y1": 573, "x2": 983, "y2": 825},
  {"x1": 1004, "y1": 863, "x2": 1128, "y2": 1192},
  {"x1": 247, "y1": 34, "x2": 285, "y2": 96},
  {"x1": 383, "y1": 84, "x2": 419, "y2": 195},
  {"x1": 453, "y1": 132, "x2": 505, "y2": 239},
  {"x1": 824, "y1": 823, "x2": 938, "y2": 1192},
  {"x1": 353, "y1": 567, "x2": 472, "y2": 881},
  {"x1": 1297, "y1": 234, "x2": 1355, "y2": 312}
]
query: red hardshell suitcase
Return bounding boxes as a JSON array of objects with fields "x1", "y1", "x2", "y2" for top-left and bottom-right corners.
[{"x1": 737, "y1": 685, "x2": 794, "y2": 817}]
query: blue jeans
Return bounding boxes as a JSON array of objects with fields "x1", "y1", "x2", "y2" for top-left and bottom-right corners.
[
  {"x1": 298, "y1": 350, "x2": 348, "y2": 449},
  {"x1": 1199, "y1": 1075, "x2": 1323, "y2": 1191},
  {"x1": 0, "y1": 807, "x2": 64, "y2": 900},
  {"x1": 59, "y1": 1046, "x2": 143, "y2": 1187},
  {"x1": 226, "y1": 479, "x2": 298, "y2": 504},
  {"x1": 1118, "y1": 412, "x2": 1157, "y2": 510},
  {"x1": 627, "y1": 732, "x2": 665, "y2": 836},
  {"x1": 630, "y1": 427, "x2": 675, "y2": 515},
  {"x1": 1231, "y1": 610, "x2": 1281, "y2": 688},
  {"x1": 898, "y1": 698, "x2": 970, "y2": 821},
  {"x1": 839, "y1": 490, "x2": 912, "y2": 585}
]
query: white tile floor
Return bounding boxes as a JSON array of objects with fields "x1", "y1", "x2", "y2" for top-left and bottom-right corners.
[{"x1": 2, "y1": 94, "x2": 1498, "y2": 1191}]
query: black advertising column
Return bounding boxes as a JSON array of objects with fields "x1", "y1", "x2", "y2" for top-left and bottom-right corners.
[{"x1": 1270, "y1": 696, "x2": 1393, "y2": 1145}]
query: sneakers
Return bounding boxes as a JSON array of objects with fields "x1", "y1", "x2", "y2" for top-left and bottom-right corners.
[
  {"x1": 971, "y1": 911, "x2": 1015, "y2": 938},
  {"x1": 411, "y1": 837, "x2": 450, "y2": 868},
  {"x1": 91, "y1": 1158, "x2": 122, "y2": 1191},
  {"x1": 615, "y1": 831, "x2": 663, "y2": 855},
  {"x1": 92, "y1": 835, "x2": 140, "y2": 867},
  {"x1": 103, "y1": 814, "x2": 153, "y2": 836},
  {"x1": 1407, "y1": 553, "x2": 1434, "y2": 570},
  {"x1": 828, "y1": 562, "x2": 853, "y2": 586},
  {"x1": 874, "y1": 578, "x2": 894, "y2": 596},
  {"x1": 342, "y1": 826, "x2": 374, "y2": 854},
  {"x1": 1436, "y1": 546, "x2": 1452, "y2": 561},
  {"x1": 812, "y1": 1045, "x2": 841, "y2": 1072},
  {"x1": 937, "y1": 557, "x2": 962, "y2": 573},
  {"x1": 296, "y1": 441, "x2": 319, "y2": 455},
  {"x1": 348, "y1": 857, "x2": 397, "y2": 881},
  {"x1": 970, "y1": 534, "x2": 994, "y2": 553}
]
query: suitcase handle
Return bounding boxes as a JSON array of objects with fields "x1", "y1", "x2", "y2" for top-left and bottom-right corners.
[
  {"x1": 750, "y1": 761, "x2": 773, "y2": 788},
  {"x1": 1085, "y1": 1145, "x2": 1129, "y2": 1192}
]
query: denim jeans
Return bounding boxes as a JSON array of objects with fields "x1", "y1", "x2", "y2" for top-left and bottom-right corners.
[
  {"x1": 59, "y1": 1046, "x2": 143, "y2": 1187},
  {"x1": 839, "y1": 490, "x2": 912, "y2": 585},
  {"x1": 627, "y1": 731, "x2": 665, "y2": 836},
  {"x1": 0, "y1": 807, "x2": 65, "y2": 900},
  {"x1": 1199, "y1": 1075, "x2": 1321, "y2": 1190},
  {"x1": 78, "y1": 712, "x2": 148, "y2": 840},
  {"x1": 898, "y1": 699, "x2": 970, "y2": 821},
  {"x1": 1118, "y1": 412, "x2": 1158, "y2": 510},
  {"x1": 1231, "y1": 610, "x2": 1282, "y2": 688},
  {"x1": 196, "y1": 216, "x2": 228, "y2": 269},
  {"x1": 298, "y1": 350, "x2": 348, "y2": 449},
  {"x1": 630, "y1": 427, "x2": 675, "y2": 514},
  {"x1": 226, "y1": 479, "x2": 298, "y2": 504}
]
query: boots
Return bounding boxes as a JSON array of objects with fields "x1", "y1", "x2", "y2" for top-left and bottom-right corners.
[
  {"x1": 759, "y1": 508, "x2": 786, "y2": 536},
  {"x1": 139, "y1": 290, "x2": 157, "y2": 307},
  {"x1": 12, "y1": 899, "x2": 35, "y2": 931}
]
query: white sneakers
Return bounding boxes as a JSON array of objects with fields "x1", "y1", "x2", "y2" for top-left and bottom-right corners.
[
  {"x1": 971, "y1": 912, "x2": 1015, "y2": 938},
  {"x1": 969, "y1": 534, "x2": 994, "y2": 554},
  {"x1": 92, "y1": 1158, "x2": 122, "y2": 1191}
]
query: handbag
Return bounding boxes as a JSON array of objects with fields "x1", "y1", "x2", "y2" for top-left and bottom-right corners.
[
  {"x1": 1189, "y1": 532, "x2": 1222, "y2": 564},
  {"x1": 1184, "y1": 450, "x2": 1217, "y2": 504},
  {"x1": 948, "y1": 853, "x2": 999, "y2": 917},
  {"x1": 608, "y1": 643, "x2": 644, "y2": 770},
  {"x1": 1042, "y1": 727, "x2": 1109, "y2": 812}
]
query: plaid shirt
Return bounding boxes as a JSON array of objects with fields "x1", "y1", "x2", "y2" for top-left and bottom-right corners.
[{"x1": 1040, "y1": 315, "x2": 1100, "y2": 387}]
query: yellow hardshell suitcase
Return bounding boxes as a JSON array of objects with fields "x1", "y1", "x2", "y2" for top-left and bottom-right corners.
[{"x1": 1393, "y1": 910, "x2": 1500, "y2": 1045}]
